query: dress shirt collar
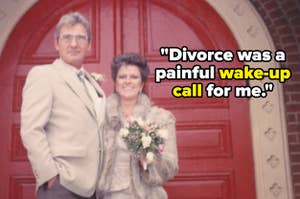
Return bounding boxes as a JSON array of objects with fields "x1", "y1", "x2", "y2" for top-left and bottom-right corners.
[{"x1": 57, "y1": 58, "x2": 84, "y2": 75}]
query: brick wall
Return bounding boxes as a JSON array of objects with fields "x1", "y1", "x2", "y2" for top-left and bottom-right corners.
[{"x1": 250, "y1": 0, "x2": 300, "y2": 198}]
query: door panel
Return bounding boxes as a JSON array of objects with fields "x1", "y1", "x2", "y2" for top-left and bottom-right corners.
[{"x1": 0, "y1": 0, "x2": 256, "y2": 198}]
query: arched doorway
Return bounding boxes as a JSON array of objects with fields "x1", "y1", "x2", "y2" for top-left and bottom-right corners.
[{"x1": 0, "y1": 0, "x2": 256, "y2": 198}]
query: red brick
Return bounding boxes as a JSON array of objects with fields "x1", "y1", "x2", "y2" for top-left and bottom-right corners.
[
  {"x1": 287, "y1": 104, "x2": 300, "y2": 111},
  {"x1": 295, "y1": 184, "x2": 300, "y2": 194},
  {"x1": 291, "y1": 17, "x2": 300, "y2": 25},
  {"x1": 287, "y1": 8, "x2": 300, "y2": 18},
  {"x1": 281, "y1": 1, "x2": 297, "y2": 11},
  {"x1": 290, "y1": 154, "x2": 300, "y2": 162},
  {"x1": 291, "y1": 93, "x2": 300, "y2": 102},
  {"x1": 287, "y1": 124, "x2": 300, "y2": 132},
  {"x1": 289, "y1": 144, "x2": 300, "y2": 153},
  {"x1": 264, "y1": 18, "x2": 274, "y2": 26},
  {"x1": 270, "y1": 9, "x2": 284, "y2": 18},
  {"x1": 286, "y1": 63, "x2": 300, "y2": 71},
  {"x1": 287, "y1": 52, "x2": 300, "y2": 61},
  {"x1": 265, "y1": 1, "x2": 277, "y2": 10},
  {"x1": 274, "y1": 18, "x2": 289, "y2": 26},
  {"x1": 286, "y1": 64, "x2": 299, "y2": 71},
  {"x1": 288, "y1": 76, "x2": 300, "y2": 83},
  {"x1": 287, "y1": 55, "x2": 300, "y2": 63},
  {"x1": 289, "y1": 65, "x2": 300, "y2": 73},
  {"x1": 283, "y1": 44, "x2": 298, "y2": 52},
  {"x1": 278, "y1": 26, "x2": 293, "y2": 35},
  {"x1": 291, "y1": 163, "x2": 300, "y2": 172},
  {"x1": 287, "y1": 113, "x2": 297, "y2": 123},
  {"x1": 284, "y1": 84, "x2": 300, "y2": 92},
  {"x1": 282, "y1": 35, "x2": 297, "y2": 44},
  {"x1": 258, "y1": 0, "x2": 273, "y2": 4},
  {"x1": 289, "y1": 76, "x2": 300, "y2": 82},
  {"x1": 293, "y1": 174, "x2": 300, "y2": 184},
  {"x1": 289, "y1": 134, "x2": 298, "y2": 143}
]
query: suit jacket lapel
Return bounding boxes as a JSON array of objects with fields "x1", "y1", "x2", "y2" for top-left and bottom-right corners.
[
  {"x1": 85, "y1": 72, "x2": 106, "y2": 126},
  {"x1": 52, "y1": 59, "x2": 97, "y2": 119},
  {"x1": 85, "y1": 72, "x2": 106, "y2": 98}
]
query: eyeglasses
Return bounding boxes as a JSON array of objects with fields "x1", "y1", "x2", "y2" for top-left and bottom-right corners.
[{"x1": 59, "y1": 34, "x2": 89, "y2": 44}]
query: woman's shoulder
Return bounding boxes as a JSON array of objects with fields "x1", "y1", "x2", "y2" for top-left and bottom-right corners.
[
  {"x1": 148, "y1": 105, "x2": 176, "y2": 125},
  {"x1": 149, "y1": 106, "x2": 173, "y2": 117},
  {"x1": 136, "y1": 94, "x2": 176, "y2": 125}
]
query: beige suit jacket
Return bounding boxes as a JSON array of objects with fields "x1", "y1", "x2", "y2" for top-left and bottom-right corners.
[{"x1": 20, "y1": 59, "x2": 106, "y2": 197}]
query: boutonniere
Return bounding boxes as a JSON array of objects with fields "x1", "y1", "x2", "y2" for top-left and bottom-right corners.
[{"x1": 91, "y1": 72, "x2": 105, "y2": 82}]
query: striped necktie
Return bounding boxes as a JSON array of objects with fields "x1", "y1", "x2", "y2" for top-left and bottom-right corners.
[{"x1": 78, "y1": 70, "x2": 93, "y2": 102}]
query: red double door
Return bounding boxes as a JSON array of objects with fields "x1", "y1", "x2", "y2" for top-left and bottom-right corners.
[{"x1": 0, "y1": 0, "x2": 256, "y2": 198}]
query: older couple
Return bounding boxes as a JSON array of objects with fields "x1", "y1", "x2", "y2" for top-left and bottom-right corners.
[{"x1": 20, "y1": 12, "x2": 178, "y2": 199}]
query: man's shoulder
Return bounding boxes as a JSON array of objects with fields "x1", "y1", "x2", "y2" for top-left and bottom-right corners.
[{"x1": 27, "y1": 62, "x2": 57, "y2": 77}]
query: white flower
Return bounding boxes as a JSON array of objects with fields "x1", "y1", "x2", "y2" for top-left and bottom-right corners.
[
  {"x1": 91, "y1": 72, "x2": 105, "y2": 82},
  {"x1": 136, "y1": 117, "x2": 145, "y2": 127},
  {"x1": 119, "y1": 127, "x2": 129, "y2": 137},
  {"x1": 145, "y1": 118, "x2": 152, "y2": 125},
  {"x1": 156, "y1": 129, "x2": 168, "y2": 139},
  {"x1": 141, "y1": 135, "x2": 152, "y2": 148},
  {"x1": 123, "y1": 122, "x2": 130, "y2": 128},
  {"x1": 146, "y1": 152, "x2": 154, "y2": 164}
]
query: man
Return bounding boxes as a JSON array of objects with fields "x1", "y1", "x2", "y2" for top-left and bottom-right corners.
[{"x1": 20, "y1": 12, "x2": 105, "y2": 199}]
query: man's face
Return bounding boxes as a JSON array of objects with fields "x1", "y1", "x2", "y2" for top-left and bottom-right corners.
[{"x1": 55, "y1": 23, "x2": 90, "y2": 69}]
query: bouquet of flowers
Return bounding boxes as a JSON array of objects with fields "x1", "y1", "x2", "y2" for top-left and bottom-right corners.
[{"x1": 119, "y1": 117, "x2": 168, "y2": 170}]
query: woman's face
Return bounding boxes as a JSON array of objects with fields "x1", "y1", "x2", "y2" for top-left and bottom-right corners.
[{"x1": 115, "y1": 64, "x2": 144, "y2": 101}]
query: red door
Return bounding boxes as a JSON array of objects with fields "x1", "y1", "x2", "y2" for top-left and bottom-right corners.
[{"x1": 0, "y1": 0, "x2": 256, "y2": 198}]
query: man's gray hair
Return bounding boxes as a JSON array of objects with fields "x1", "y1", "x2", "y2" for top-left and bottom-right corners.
[{"x1": 55, "y1": 12, "x2": 92, "y2": 41}]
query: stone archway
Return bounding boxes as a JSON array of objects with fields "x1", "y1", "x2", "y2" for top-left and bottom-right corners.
[{"x1": 207, "y1": 1, "x2": 293, "y2": 199}]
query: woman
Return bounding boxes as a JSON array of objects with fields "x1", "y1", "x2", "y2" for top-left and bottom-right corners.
[{"x1": 97, "y1": 53, "x2": 178, "y2": 198}]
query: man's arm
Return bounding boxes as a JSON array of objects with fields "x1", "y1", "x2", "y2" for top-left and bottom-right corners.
[{"x1": 20, "y1": 67, "x2": 58, "y2": 186}]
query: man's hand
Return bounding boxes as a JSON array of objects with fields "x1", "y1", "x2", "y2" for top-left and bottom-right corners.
[{"x1": 47, "y1": 175, "x2": 58, "y2": 189}]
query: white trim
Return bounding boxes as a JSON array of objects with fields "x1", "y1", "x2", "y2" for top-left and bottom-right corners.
[
  {"x1": 0, "y1": 0, "x2": 37, "y2": 54},
  {"x1": 206, "y1": 0, "x2": 294, "y2": 198},
  {"x1": 0, "y1": 0, "x2": 294, "y2": 198}
]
